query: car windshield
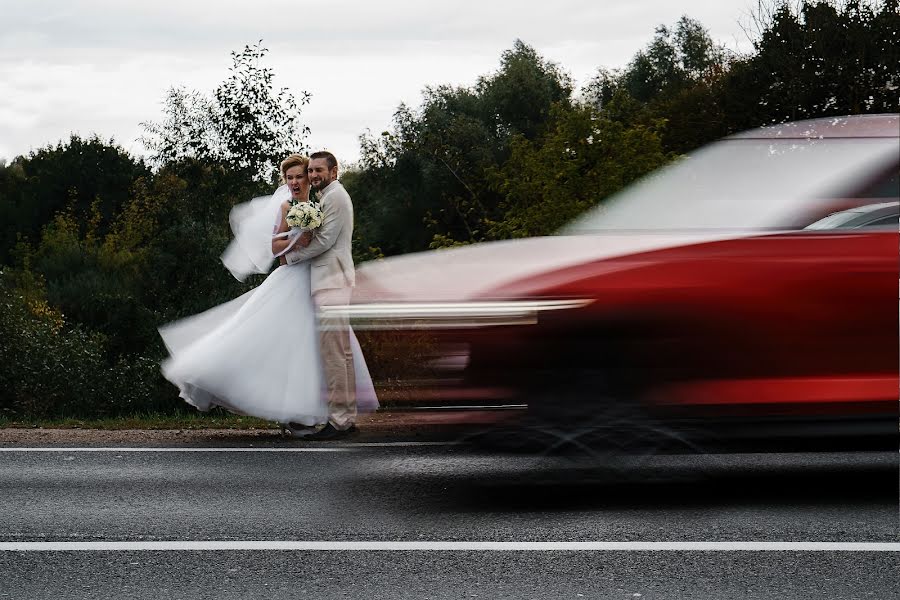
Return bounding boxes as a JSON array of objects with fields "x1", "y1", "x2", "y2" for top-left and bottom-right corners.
[{"x1": 562, "y1": 137, "x2": 899, "y2": 233}]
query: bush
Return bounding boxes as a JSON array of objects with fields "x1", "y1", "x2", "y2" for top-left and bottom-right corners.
[{"x1": 0, "y1": 280, "x2": 176, "y2": 419}]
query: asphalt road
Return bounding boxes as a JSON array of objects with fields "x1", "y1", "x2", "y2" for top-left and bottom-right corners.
[{"x1": 0, "y1": 437, "x2": 897, "y2": 599}]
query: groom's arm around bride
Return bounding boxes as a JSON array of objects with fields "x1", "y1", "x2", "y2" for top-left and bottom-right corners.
[{"x1": 284, "y1": 151, "x2": 358, "y2": 436}]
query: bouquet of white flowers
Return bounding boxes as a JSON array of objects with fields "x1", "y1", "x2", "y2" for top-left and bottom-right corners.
[{"x1": 285, "y1": 201, "x2": 324, "y2": 230}]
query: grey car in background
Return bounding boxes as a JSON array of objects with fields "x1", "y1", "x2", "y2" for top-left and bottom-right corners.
[{"x1": 805, "y1": 200, "x2": 898, "y2": 230}]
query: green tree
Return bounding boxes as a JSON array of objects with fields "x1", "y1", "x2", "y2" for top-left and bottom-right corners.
[
  {"x1": 478, "y1": 40, "x2": 574, "y2": 139},
  {"x1": 141, "y1": 41, "x2": 311, "y2": 182},
  {"x1": 610, "y1": 16, "x2": 728, "y2": 103},
  {"x1": 487, "y1": 105, "x2": 672, "y2": 238},
  {"x1": 130, "y1": 160, "x2": 268, "y2": 321},
  {"x1": 0, "y1": 135, "x2": 149, "y2": 263},
  {"x1": 348, "y1": 40, "x2": 573, "y2": 255},
  {"x1": 721, "y1": 0, "x2": 899, "y2": 130},
  {"x1": 583, "y1": 16, "x2": 732, "y2": 153}
]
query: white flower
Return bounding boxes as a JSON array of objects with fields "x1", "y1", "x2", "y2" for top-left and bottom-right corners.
[{"x1": 286, "y1": 202, "x2": 324, "y2": 230}]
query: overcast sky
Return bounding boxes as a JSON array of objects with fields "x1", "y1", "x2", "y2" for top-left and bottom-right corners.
[{"x1": 1, "y1": 0, "x2": 759, "y2": 166}]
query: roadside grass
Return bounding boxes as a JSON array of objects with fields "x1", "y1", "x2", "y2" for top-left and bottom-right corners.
[
  {"x1": 0, "y1": 410, "x2": 280, "y2": 431},
  {"x1": 0, "y1": 381, "x2": 423, "y2": 430}
]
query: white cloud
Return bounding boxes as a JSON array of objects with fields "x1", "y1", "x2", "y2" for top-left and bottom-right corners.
[{"x1": 0, "y1": 0, "x2": 758, "y2": 163}]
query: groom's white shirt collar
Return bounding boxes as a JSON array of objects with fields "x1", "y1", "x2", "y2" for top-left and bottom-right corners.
[{"x1": 317, "y1": 180, "x2": 342, "y2": 201}]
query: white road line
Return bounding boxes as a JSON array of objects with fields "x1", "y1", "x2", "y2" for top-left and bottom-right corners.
[
  {"x1": 348, "y1": 441, "x2": 459, "y2": 447},
  {"x1": 0, "y1": 447, "x2": 350, "y2": 453},
  {"x1": 400, "y1": 405, "x2": 527, "y2": 411},
  {"x1": 0, "y1": 442, "x2": 454, "y2": 452},
  {"x1": 1, "y1": 541, "x2": 898, "y2": 552}
]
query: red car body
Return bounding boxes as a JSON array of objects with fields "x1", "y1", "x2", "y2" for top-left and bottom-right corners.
[{"x1": 345, "y1": 114, "x2": 899, "y2": 451}]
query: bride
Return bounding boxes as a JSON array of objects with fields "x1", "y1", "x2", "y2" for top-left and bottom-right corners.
[{"x1": 158, "y1": 154, "x2": 377, "y2": 434}]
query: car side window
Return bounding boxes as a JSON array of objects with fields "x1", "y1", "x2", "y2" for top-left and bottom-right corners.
[{"x1": 860, "y1": 214, "x2": 899, "y2": 229}]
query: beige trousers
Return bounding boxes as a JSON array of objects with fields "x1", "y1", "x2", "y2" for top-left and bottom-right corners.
[{"x1": 313, "y1": 287, "x2": 356, "y2": 430}]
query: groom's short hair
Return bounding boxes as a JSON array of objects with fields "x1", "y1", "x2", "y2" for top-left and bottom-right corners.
[{"x1": 310, "y1": 150, "x2": 338, "y2": 172}]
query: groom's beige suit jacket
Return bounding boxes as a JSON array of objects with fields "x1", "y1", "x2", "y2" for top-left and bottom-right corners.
[{"x1": 285, "y1": 180, "x2": 355, "y2": 294}]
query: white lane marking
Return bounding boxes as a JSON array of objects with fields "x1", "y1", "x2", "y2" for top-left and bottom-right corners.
[
  {"x1": 401, "y1": 405, "x2": 527, "y2": 411},
  {"x1": 1, "y1": 541, "x2": 898, "y2": 552},
  {"x1": 348, "y1": 441, "x2": 459, "y2": 447},
  {"x1": 0, "y1": 442, "x2": 454, "y2": 452},
  {"x1": 0, "y1": 447, "x2": 350, "y2": 453}
]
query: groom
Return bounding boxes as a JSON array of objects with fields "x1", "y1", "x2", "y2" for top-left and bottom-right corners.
[{"x1": 285, "y1": 151, "x2": 357, "y2": 440}]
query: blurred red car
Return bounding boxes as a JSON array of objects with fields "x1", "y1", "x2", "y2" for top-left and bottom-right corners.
[{"x1": 340, "y1": 114, "x2": 899, "y2": 453}]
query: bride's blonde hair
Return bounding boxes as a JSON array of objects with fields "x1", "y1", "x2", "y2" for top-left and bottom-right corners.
[{"x1": 279, "y1": 154, "x2": 309, "y2": 183}]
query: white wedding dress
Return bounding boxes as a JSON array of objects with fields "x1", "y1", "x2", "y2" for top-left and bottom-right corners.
[{"x1": 159, "y1": 185, "x2": 378, "y2": 425}]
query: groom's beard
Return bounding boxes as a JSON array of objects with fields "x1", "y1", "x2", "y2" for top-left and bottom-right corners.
[{"x1": 311, "y1": 177, "x2": 333, "y2": 192}]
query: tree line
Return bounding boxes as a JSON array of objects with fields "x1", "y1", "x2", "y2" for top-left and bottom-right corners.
[{"x1": 1, "y1": 1, "x2": 897, "y2": 419}]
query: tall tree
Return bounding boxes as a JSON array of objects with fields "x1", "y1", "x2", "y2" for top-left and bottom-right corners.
[
  {"x1": 0, "y1": 135, "x2": 149, "y2": 263},
  {"x1": 615, "y1": 16, "x2": 728, "y2": 103},
  {"x1": 348, "y1": 40, "x2": 573, "y2": 254},
  {"x1": 141, "y1": 41, "x2": 311, "y2": 182},
  {"x1": 583, "y1": 16, "x2": 732, "y2": 153},
  {"x1": 721, "y1": 0, "x2": 900, "y2": 130},
  {"x1": 487, "y1": 105, "x2": 672, "y2": 238}
]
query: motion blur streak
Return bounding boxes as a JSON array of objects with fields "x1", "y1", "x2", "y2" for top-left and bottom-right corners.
[{"x1": 349, "y1": 115, "x2": 899, "y2": 456}]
